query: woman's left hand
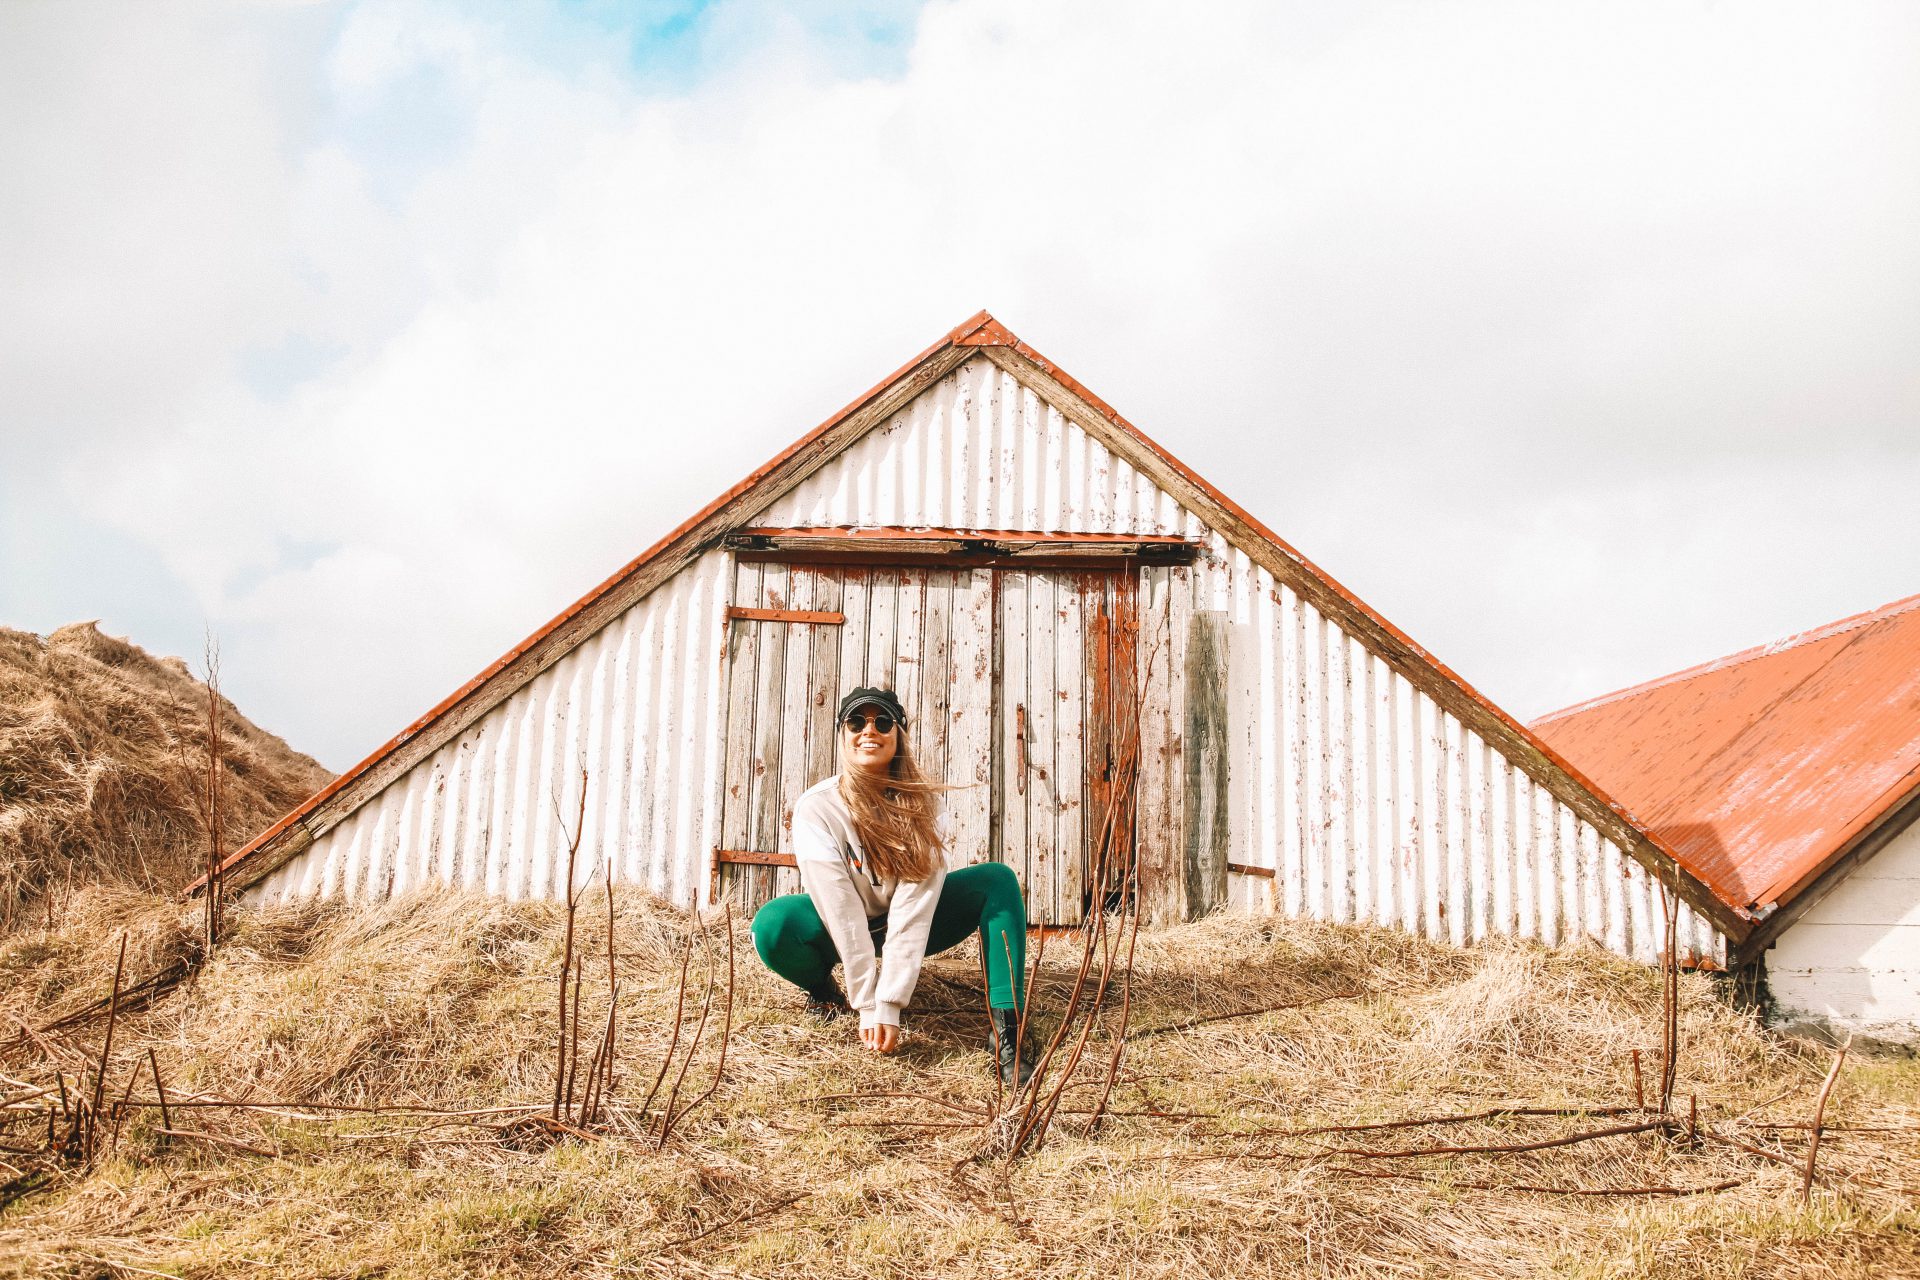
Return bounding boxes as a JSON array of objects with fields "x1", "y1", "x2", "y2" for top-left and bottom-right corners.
[{"x1": 860, "y1": 1023, "x2": 901, "y2": 1053}]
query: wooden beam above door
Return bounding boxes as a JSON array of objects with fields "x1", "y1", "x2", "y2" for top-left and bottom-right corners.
[{"x1": 726, "y1": 527, "x2": 1203, "y2": 570}]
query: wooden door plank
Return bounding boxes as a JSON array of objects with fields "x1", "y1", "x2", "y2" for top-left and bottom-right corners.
[
  {"x1": 894, "y1": 568, "x2": 926, "y2": 735},
  {"x1": 772, "y1": 569, "x2": 816, "y2": 901},
  {"x1": 866, "y1": 568, "x2": 898, "y2": 690},
  {"x1": 838, "y1": 566, "x2": 872, "y2": 697},
  {"x1": 997, "y1": 570, "x2": 1032, "y2": 905},
  {"x1": 1026, "y1": 571, "x2": 1060, "y2": 923},
  {"x1": 947, "y1": 568, "x2": 993, "y2": 868},
  {"x1": 717, "y1": 561, "x2": 761, "y2": 907},
  {"x1": 1163, "y1": 566, "x2": 1193, "y2": 919},
  {"x1": 803, "y1": 570, "x2": 845, "y2": 793},
  {"x1": 921, "y1": 572, "x2": 953, "y2": 788},
  {"x1": 1183, "y1": 609, "x2": 1231, "y2": 919},
  {"x1": 1134, "y1": 566, "x2": 1177, "y2": 924},
  {"x1": 1054, "y1": 573, "x2": 1088, "y2": 925},
  {"x1": 1085, "y1": 583, "x2": 1113, "y2": 913},
  {"x1": 747, "y1": 564, "x2": 790, "y2": 908},
  {"x1": 1111, "y1": 571, "x2": 1141, "y2": 911}
]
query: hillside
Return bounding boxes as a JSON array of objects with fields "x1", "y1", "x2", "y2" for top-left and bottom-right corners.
[
  {"x1": 0, "y1": 889, "x2": 1913, "y2": 1278},
  {"x1": 0, "y1": 623, "x2": 331, "y2": 925}
]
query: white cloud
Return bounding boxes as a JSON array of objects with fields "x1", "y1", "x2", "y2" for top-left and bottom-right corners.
[{"x1": 3, "y1": 0, "x2": 1916, "y2": 769}]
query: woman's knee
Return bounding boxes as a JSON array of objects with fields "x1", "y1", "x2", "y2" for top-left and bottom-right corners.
[
  {"x1": 976, "y1": 859, "x2": 1021, "y2": 900},
  {"x1": 751, "y1": 894, "x2": 819, "y2": 960}
]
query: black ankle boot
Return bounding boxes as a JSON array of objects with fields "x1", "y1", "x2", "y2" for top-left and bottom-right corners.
[
  {"x1": 803, "y1": 980, "x2": 852, "y2": 1021},
  {"x1": 990, "y1": 1007, "x2": 1035, "y2": 1091}
]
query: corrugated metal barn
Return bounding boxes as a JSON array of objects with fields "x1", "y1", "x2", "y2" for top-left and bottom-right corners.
[
  {"x1": 208, "y1": 313, "x2": 1751, "y2": 967},
  {"x1": 1534, "y1": 593, "x2": 1920, "y2": 1046}
]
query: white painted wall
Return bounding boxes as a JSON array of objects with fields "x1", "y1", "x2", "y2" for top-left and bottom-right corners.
[{"x1": 1768, "y1": 817, "x2": 1920, "y2": 1045}]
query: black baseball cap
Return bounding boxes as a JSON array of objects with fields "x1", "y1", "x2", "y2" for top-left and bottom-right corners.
[{"x1": 836, "y1": 686, "x2": 905, "y2": 725}]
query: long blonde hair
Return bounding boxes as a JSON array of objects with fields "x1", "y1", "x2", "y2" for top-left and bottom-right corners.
[{"x1": 837, "y1": 728, "x2": 946, "y2": 883}]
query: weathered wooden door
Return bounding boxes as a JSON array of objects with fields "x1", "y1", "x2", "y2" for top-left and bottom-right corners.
[
  {"x1": 991, "y1": 569, "x2": 1139, "y2": 926},
  {"x1": 713, "y1": 561, "x2": 993, "y2": 909}
]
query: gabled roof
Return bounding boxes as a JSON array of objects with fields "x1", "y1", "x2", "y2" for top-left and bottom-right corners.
[
  {"x1": 198, "y1": 312, "x2": 1748, "y2": 939},
  {"x1": 1532, "y1": 592, "x2": 1920, "y2": 928}
]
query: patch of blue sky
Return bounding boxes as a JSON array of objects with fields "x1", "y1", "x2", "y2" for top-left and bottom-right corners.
[
  {"x1": 556, "y1": 0, "x2": 923, "y2": 92},
  {"x1": 324, "y1": 50, "x2": 473, "y2": 211},
  {"x1": 223, "y1": 536, "x2": 344, "y2": 604},
  {"x1": 0, "y1": 474, "x2": 205, "y2": 662},
  {"x1": 311, "y1": 2, "x2": 923, "y2": 205},
  {"x1": 238, "y1": 332, "x2": 353, "y2": 404}
]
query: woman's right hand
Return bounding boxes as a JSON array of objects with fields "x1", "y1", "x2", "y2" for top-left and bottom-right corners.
[{"x1": 859, "y1": 1023, "x2": 901, "y2": 1054}]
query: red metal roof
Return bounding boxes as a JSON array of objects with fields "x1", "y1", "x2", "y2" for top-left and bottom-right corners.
[{"x1": 1532, "y1": 592, "x2": 1920, "y2": 913}]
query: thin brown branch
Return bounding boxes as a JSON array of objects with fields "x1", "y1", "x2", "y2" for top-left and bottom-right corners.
[
  {"x1": 647, "y1": 1192, "x2": 809, "y2": 1256},
  {"x1": 1305, "y1": 1119, "x2": 1670, "y2": 1161},
  {"x1": 1227, "y1": 1105, "x2": 1638, "y2": 1142},
  {"x1": 670, "y1": 903, "x2": 736, "y2": 1134},
  {"x1": 657, "y1": 914, "x2": 718, "y2": 1147},
  {"x1": 154, "y1": 1128, "x2": 276, "y2": 1157},
  {"x1": 1802, "y1": 1035, "x2": 1851, "y2": 1202},
  {"x1": 799, "y1": 1091, "x2": 987, "y2": 1119},
  {"x1": 84, "y1": 933, "x2": 128, "y2": 1165},
  {"x1": 637, "y1": 930, "x2": 694, "y2": 1122},
  {"x1": 1328, "y1": 1164, "x2": 1743, "y2": 1197}
]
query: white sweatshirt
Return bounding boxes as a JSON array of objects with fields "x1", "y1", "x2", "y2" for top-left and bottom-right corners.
[{"x1": 790, "y1": 775, "x2": 949, "y2": 1030}]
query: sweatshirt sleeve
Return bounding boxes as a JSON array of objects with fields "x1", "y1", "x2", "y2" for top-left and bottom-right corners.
[
  {"x1": 792, "y1": 798, "x2": 882, "y2": 1016},
  {"x1": 870, "y1": 863, "x2": 946, "y2": 1029},
  {"x1": 795, "y1": 857, "x2": 884, "y2": 1015}
]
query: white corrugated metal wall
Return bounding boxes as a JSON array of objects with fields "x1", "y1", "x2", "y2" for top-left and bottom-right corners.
[{"x1": 245, "y1": 355, "x2": 1723, "y2": 963}]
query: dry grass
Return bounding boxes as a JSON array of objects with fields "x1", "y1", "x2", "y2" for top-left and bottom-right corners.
[
  {"x1": 0, "y1": 624, "x2": 331, "y2": 927},
  {"x1": 0, "y1": 888, "x2": 1914, "y2": 1279}
]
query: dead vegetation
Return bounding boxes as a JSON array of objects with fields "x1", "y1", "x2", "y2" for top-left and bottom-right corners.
[
  {"x1": 0, "y1": 623, "x2": 330, "y2": 926},
  {"x1": 0, "y1": 887, "x2": 1913, "y2": 1279}
]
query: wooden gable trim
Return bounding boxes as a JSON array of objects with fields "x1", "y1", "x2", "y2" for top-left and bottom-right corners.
[{"x1": 725, "y1": 527, "x2": 1202, "y2": 569}]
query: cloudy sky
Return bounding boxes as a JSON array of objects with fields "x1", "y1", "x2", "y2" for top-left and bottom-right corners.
[{"x1": 4, "y1": 0, "x2": 1916, "y2": 772}]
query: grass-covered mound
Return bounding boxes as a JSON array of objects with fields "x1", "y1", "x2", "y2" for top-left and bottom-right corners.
[
  {"x1": 0, "y1": 623, "x2": 330, "y2": 923},
  {"x1": 0, "y1": 888, "x2": 1914, "y2": 1278}
]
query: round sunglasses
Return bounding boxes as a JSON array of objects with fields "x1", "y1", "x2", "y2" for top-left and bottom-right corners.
[{"x1": 841, "y1": 711, "x2": 898, "y2": 734}]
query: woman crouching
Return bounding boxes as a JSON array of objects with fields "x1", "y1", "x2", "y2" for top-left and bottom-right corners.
[{"x1": 749, "y1": 686, "x2": 1033, "y2": 1088}]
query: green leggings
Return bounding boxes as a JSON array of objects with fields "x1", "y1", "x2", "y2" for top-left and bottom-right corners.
[{"x1": 751, "y1": 861, "x2": 1027, "y2": 1010}]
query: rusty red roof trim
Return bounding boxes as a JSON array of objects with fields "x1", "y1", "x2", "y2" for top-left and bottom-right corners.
[
  {"x1": 205, "y1": 310, "x2": 1730, "y2": 934},
  {"x1": 1536, "y1": 590, "x2": 1920, "y2": 726}
]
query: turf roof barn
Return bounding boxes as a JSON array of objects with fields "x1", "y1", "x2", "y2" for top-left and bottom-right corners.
[
  {"x1": 1533, "y1": 593, "x2": 1920, "y2": 1047},
  {"x1": 203, "y1": 314, "x2": 1752, "y2": 968}
]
